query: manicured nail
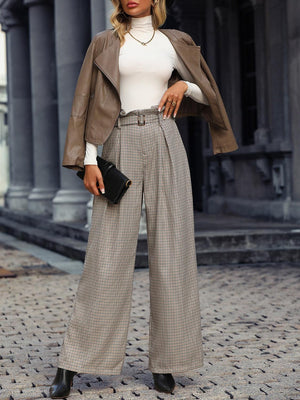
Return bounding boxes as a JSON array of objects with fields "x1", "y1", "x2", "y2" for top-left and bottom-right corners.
[
  {"x1": 101, "y1": 188, "x2": 105, "y2": 194},
  {"x1": 173, "y1": 113, "x2": 176, "y2": 118},
  {"x1": 158, "y1": 107, "x2": 161, "y2": 112},
  {"x1": 167, "y1": 115, "x2": 170, "y2": 119},
  {"x1": 163, "y1": 115, "x2": 166, "y2": 119}
]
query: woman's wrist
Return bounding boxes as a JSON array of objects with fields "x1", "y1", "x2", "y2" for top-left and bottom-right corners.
[
  {"x1": 182, "y1": 80, "x2": 189, "y2": 94},
  {"x1": 84, "y1": 141, "x2": 98, "y2": 165}
]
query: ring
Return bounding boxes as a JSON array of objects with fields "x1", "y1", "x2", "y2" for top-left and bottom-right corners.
[
  {"x1": 171, "y1": 101, "x2": 176, "y2": 106},
  {"x1": 167, "y1": 99, "x2": 172, "y2": 103}
]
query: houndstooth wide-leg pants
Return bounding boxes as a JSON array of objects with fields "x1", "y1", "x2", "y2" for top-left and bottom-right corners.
[{"x1": 57, "y1": 107, "x2": 203, "y2": 375}]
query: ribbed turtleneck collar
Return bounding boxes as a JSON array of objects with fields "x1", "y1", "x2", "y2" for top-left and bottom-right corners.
[{"x1": 130, "y1": 15, "x2": 153, "y2": 32}]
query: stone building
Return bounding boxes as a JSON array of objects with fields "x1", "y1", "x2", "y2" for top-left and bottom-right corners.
[{"x1": 0, "y1": 0, "x2": 299, "y2": 223}]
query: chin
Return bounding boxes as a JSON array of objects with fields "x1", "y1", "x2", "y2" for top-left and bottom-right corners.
[{"x1": 123, "y1": 8, "x2": 150, "y2": 17}]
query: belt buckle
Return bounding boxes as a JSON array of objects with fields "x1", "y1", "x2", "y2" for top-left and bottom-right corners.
[{"x1": 137, "y1": 114, "x2": 145, "y2": 126}]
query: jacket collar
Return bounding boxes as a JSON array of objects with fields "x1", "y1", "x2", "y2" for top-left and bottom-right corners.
[{"x1": 93, "y1": 29, "x2": 201, "y2": 100}]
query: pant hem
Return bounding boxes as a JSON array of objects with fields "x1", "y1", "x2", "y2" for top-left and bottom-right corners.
[
  {"x1": 148, "y1": 361, "x2": 204, "y2": 374},
  {"x1": 57, "y1": 362, "x2": 122, "y2": 376}
]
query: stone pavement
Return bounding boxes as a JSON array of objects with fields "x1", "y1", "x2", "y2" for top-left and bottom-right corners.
[{"x1": 0, "y1": 231, "x2": 299, "y2": 400}]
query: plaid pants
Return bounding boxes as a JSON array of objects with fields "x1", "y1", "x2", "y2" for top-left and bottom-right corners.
[{"x1": 57, "y1": 108, "x2": 203, "y2": 375}]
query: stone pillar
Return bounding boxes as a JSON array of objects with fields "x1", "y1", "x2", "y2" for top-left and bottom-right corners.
[
  {"x1": 287, "y1": 0, "x2": 300, "y2": 201},
  {"x1": 24, "y1": 0, "x2": 60, "y2": 217},
  {"x1": 104, "y1": 0, "x2": 113, "y2": 29},
  {"x1": 0, "y1": 6, "x2": 34, "y2": 210},
  {"x1": 52, "y1": 0, "x2": 91, "y2": 222},
  {"x1": 214, "y1": 1, "x2": 242, "y2": 133},
  {"x1": 264, "y1": 0, "x2": 291, "y2": 205},
  {"x1": 0, "y1": 22, "x2": 8, "y2": 201},
  {"x1": 253, "y1": 0, "x2": 270, "y2": 144},
  {"x1": 264, "y1": 0, "x2": 290, "y2": 145},
  {"x1": 90, "y1": 0, "x2": 106, "y2": 36}
]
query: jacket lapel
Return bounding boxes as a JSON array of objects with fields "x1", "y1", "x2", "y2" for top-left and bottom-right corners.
[{"x1": 93, "y1": 33, "x2": 121, "y2": 98}]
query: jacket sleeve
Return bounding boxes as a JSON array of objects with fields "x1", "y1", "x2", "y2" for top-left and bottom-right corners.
[
  {"x1": 172, "y1": 32, "x2": 239, "y2": 155},
  {"x1": 174, "y1": 52, "x2": 209, "y2": 105},
  {"x1": 61, "y1": 37, "x2": 97, "y2": 171},
  {"x1": 198, "y1": 50, "x2": 239, "y2": 155}
]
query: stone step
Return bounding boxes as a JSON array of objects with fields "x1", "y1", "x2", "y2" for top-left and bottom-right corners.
[
  {"x1": 1, "y1": 207, "x2": 300, "y2": 266},
  {"x1": 196, "y1": 247, "x2": 300, "y2": 265},
  {"x1": 194, "y1": 229, "x2": 300, "y2": 250},
  {"x1": 0, "y1": 205, "x2": 90, "y2": 241},
  {"x1": 0, "y1": 216, "x2": 87, "y2": 260}
]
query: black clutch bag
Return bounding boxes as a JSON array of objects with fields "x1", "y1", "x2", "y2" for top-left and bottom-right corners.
[{"x1": 76, "y1": 156, "x2": 132, "y2": 204}]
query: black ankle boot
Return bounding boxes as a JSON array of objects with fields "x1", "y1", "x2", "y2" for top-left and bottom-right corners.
[
  {"x1": 152, "y1": 372, "x2": 175, "y2": 393},
  {"x1": 49, "y1": 367, "x2": 77, "y2": 399}
]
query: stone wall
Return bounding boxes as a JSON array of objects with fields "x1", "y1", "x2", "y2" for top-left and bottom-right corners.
[{"x1": 199, "y1": 0, "x2": 300, "y2": 221}]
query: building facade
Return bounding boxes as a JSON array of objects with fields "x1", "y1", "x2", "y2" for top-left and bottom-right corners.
[{"x1": 0, "y1": 0, "x2": 299, "y2": 222}]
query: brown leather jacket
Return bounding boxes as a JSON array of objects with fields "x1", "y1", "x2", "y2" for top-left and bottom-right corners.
[{"x1": 62, "y1": 28, "x2": 238, "y2": 171}]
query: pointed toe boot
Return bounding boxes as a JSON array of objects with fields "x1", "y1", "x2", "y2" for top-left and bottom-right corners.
[
  {"x1": 152, "y1": 372, "x2": 176, "y2": 393},
  {"x1": 49, "y1": 367, "x2": 77, "y2": 399}
]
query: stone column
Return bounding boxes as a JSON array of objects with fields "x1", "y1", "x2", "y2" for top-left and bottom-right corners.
[
  {"x1": 253, "y1": 0, "x2": 270, "y2": 144},
  {"x1": 181, "y1": 2, "x2": 207, "y2": 210},
  {"x1": 0, "y1": 6, "x2": 34, "y2": 210},
  {"x1": 90, "y1": 0, "x2": 106, "y2": 36},
  {"x1": 52, "y1": 0, "x2": 91, "y2": 222},
  {"x1": 264, "y1": 0, "x2": 291, "y2": 206},
  {"x1": 287, "y1": 0, "x2": 300, "y2": 202},
  {"x1": 214, "y1": 1, "x2": 242, "y2": 133},
  {"x1": 104, "y1": 0, "x2": 113, "y2": 29},
  {"x1": 264, "y1": 0, "x2": 290, "y2": 145},
  {"x1": 24, "y1": 0, "x2": 60, "y2": 217}
]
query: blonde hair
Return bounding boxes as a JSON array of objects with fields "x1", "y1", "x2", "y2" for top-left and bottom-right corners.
[{"x1": 110, "y1": 0, "x2": 167, "y2": 45}]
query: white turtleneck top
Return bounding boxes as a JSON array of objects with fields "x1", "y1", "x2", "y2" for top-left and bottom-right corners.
[{"x1": 84, "y1": 15, "x2": 208, "y2": 165}]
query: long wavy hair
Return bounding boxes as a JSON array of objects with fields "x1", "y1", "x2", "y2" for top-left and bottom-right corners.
[{"x1": 110, "y1": 0, "x2": 167, "y2": 45}]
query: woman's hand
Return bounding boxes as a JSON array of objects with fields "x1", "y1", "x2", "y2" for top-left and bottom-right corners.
[
  {"x1": 158, "y1": 80, "x2": 188, "y2": 119},
  {"x1": 83, "y1": 165, "x2": 105, "y2": 196}
]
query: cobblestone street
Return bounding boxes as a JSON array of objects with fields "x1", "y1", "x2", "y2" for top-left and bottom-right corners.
[{"x1": 0, "y1": 232, "x2": 299, "y2": 400}]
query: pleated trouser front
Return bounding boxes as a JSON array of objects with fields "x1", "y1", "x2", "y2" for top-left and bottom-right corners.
[{"x1": 57, "y1": 108, "x2": 203, "y2": 375}]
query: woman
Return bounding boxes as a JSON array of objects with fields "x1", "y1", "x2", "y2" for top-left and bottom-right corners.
[{"x1": 50, "y1": 0, "x2": 238, "y2": 398}]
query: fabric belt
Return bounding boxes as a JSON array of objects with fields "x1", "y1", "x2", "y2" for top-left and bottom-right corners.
[{"x1": 114, "y1": 107, "x2": 163, "y2": 128}]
